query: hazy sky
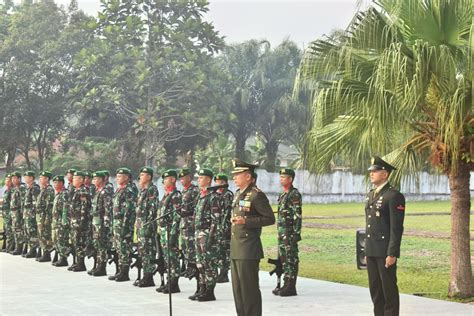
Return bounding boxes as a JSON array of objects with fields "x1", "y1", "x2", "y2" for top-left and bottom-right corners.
[{"x1": 30, "y1": 0, "x2": 361, "y2": 48}]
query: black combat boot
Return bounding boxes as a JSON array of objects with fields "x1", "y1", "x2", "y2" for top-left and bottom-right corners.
[
  {"x1": 138, "y1": 272, "x2": 155, "y2": 288},
  {"x1": 10, "y1": 243, "x2": 21, "y2": 255},
  {"x1": 279, "y1": 277, "x2": 297, "y2": 296},
  {"x1": 51, "y1": 251, "x2": 58, "y2": 264},
  {"x1": 72, "y1": 256, "x2": 87, "y2": 272},
  {"x1": 156, "y1": 281, "x2": 167, "y2": 293},
  {"x1": 216, "y1": 269, "x2": 229, "y2": 283},
  {"x1": 38, "y1": 250, "x2": 51, "y2": 262},
  {"x1": 54, "y1": 256, "x2": 68, "y2": 267},
  {"x1": 35, "y1": 247, "x2": 42, "y2": 260},
  {"x1": 162, "y1": 278, "x2": 180, "y2": 294},
  {"x1": 188, "y1": 281, "x2": 201, "y2": 300},
  {"x1": 24, "y1": 246, "x2": 37, "y2": 258},
  {"x1": 115, "y1": 265, "x2": 130, "y2": 282},
  {"x1": 21, "y1": 244, "x2": 28, "y2": 257},
  {"x1": 190, "y1": 282, "x2": 205, "y2": 301},
  {"x1": 92, "y1": 262, "x2": 107, "y2": 277},
  {"x1": 108, "y1": 268, "x2": 121, "y2": 281},
  {"x1": 197, "y1": 284, "x2": 216, "y2": 302}
]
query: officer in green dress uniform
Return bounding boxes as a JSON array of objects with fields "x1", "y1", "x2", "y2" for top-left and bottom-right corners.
[
  {"x1": 230, "y1": 159, "x2": 275, "y2": 316},
  {"x1": 365, "y1": 156, "x2": 405, "y2": 316}
]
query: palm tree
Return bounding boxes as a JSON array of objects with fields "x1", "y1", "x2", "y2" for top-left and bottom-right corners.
[{"x1": 296, "y1": 0, "x2": 473, "y2": 298}]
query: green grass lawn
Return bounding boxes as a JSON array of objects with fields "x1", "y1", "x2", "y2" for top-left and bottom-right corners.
[{"x1": 259, "y1": 200, "x2": 474, "y2": 303}]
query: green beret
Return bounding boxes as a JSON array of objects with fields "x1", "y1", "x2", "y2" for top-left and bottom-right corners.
[
  {"x1": 161, "y1": 169, "x2": 178, "y2": 179},
  {"x1": 279, "y1": 168, "x2": 295, "y2": 178},
  {"x1": 84, "y1": 170, "x2": 93, "y2": 177},
  {"x1": 214, "y1": 173, "x2": 228, "y2": 181},
  {"x1": 24, "y1": 170, "x2": 36, "y2": 177},
  {"x1": 102, "y1": 170, "x2": 110, "y2": 177},
  {"x1": 10, "y1": 171, "x2": 22, "y2": 177},
  {"x1": 179, "y1": 168, "x2": 191, "y2": 178},
  {"x1": 66, "y1": 168, "x2": 77, "y2": 174},
  {"x1": 92, "y1": 171, "x2": 106, "y2": 178},
  {"x1": 116, "y1": 167, "x2": 132, "y2": 176},
  {"x1": 74, "y1": 171, "x2": 86, "y2": 177},
  {"x1": 39, "y1": 171, "x2": 53, "y2": 179},
  {"x1": 52, "y1": 175, "x2": 65, "y2": 182},
  {"x1": 140, "y1": 167, "x2": 154, "y2": 177},
  {"x1": 198, "y1": 168, "x2": 214, "y2": 178},
  {"x1": 5, "y1": 173, "x2": 11, "y2": 178}
]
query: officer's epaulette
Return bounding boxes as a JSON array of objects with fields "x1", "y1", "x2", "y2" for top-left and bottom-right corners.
[{"x1": 251, "y1": 186, "x2": 262, "y2": 193}]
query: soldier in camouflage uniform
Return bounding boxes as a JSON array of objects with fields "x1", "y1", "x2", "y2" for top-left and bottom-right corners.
[
  {"x1": 87, "y1": 171, "x2": 113, "y2": 276},
  {"x1": 9, "y1": 171, "x2": 26, "y2": 255},
  {"x1": 67, "y1": 171, "x2": 92, "y2": 272},
  {"x1": 274, "y1": 168, "x2": 302, "y2": 297},
  {"x1": 51, "y1": 175, "x2": 70, "y2": 267},
  {"x1": 156, "y1": 169, "x2": 183, "y2": 294},
  {"x1": 214, "y1": 173, "x2": 234, "y2": 283},
  {"x1": 102, "y1": 170, "x2": 115, "y2": 259},
  {"x1": 66, "y1": 169, "x2": 76, "y2": 200},
  {"x1": 178, "y1": 168, "x2": 200, "y2": 278},
  {"x1": 191, "y1": 168, "x2": 222, "y2": 302},
  {"x1": 35, "y1": 171, "x2": 55, "y2": 262},
  {"x1": 22, "y1": 171, "x2": 41, "y2": 258},
  {"x1": 108, "y1": 168, "x2": 137, "y2": 282},
  {"x1": 134, "y1": 167, "x2": 159, "y2": 287},
  {"x1": 1, "y1": 173, "x2": 15, "y2": 252},
  {"x1": 85, "y1": 170, "x2": 96, "y2": 197}
]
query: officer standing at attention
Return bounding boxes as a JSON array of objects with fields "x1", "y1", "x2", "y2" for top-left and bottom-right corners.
[
  {"x1": 230, "y1": 159, "x2": 275, "y2": 316},
  {"x1": 365, "y1": 156, "x2": 405, "y2": 316}
]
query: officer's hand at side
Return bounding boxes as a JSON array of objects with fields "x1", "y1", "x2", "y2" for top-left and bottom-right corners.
[
  {"x1": 385, "y1": 256, "x2": 397, "y2": 268},
  {"x1": 232, "y1": 215, "x2": 246, "y2": 225}
]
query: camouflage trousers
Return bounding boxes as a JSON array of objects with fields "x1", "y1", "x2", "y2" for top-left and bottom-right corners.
[
  {"x1": 92, "y1": 218, "x2": 109, "y2": 264},
  {"x1": 179, "y1": 215, "x2": 196, "y2": 264},
  {"x1": 23, "y1": 210, "x2": 38, "y2": 248},
  {"x1": 112, "y1": 232, "x2": 132, "y2": 267},
  {"x1": 196, "y1": 229, "x2": 219, "y2": 288},
  {"x1": 137, "y1": 230, "x2": 157, "y2": 274},
  {"x1": 36, "y1": 214, "x2": 53, "y2": 251},
  {"x1": 71, "y1": 222, "x2": 89, "y2": 258},
  {"x1": 51, "y1": 224, "x2": 69, "y2": 257},
  {"x1": 2, "y1": 211, "x2": 14, "y2": 246},
  {"x1": 160, "y1": 229, "x2": 180, "y2": 279},
  {"x1": 11, "y1": 211, "x2": 25, "y2": 245},
  {"x1": 218, "y1": 230, "x2": 231, "y2": 272},
  {"x1": 278, "y1": 237, "x2": 299, "y2": 280}
]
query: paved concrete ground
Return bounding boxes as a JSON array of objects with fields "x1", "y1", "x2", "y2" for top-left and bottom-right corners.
[{"x1": 1, "y1": 253, "x2": 472, "y2": 315}]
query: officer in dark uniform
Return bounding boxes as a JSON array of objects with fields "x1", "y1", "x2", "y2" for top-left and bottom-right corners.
[
  {"x1": 230, "y1": 159, "x2": 275, "y2": 316},
  {"x1": 365, "y1": 156, "x2": 405, "y2": 316}
]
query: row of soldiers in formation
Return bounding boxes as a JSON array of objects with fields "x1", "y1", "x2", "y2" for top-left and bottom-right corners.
[{"x1": 1, "y1": 165, "x2": 303, "y2": 300}]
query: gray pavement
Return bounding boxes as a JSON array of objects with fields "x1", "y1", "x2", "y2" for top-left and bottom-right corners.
[{"x1": 1, "y1": 253, "x2": 472, "y2": 315}]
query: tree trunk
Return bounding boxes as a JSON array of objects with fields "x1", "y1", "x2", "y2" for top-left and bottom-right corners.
[
  {"x1": 6, "y1": 147, "x2": 15, "y2": 169},
  {"x1": 264, "y1": 140, "x2": 279, "y2": 172},
  {"x1": 448, "y1": 159, "x2": 473, "y2": 298},
  {"x1": 234, "y1": 135, "x2": 246, "y2": 160}
]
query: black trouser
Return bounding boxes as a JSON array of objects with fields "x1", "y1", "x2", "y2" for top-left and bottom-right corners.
[
  {"x1": 367, "y1": 256, "x2": 399, "y2": 316},
  {"x1": 231, "y1": 259, "x2": 261, "y2": 316}
]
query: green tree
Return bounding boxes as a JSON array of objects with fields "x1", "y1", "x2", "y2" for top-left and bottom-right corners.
[
  {"x1": 72, "y1": 0, "x2": 224, "y2": 167},
  {"x1": 0, "y1": 0, "x2": 93, "y2": 169},
  {"x1": 297, "y1": 0, "x2": 473, "y2": 297},
  {"x1": 255, "y1": 39, "x2": 302, "y2": 171},
  {"x1": 218, "y1": 40, "x2": 270, "y2": 160}
]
